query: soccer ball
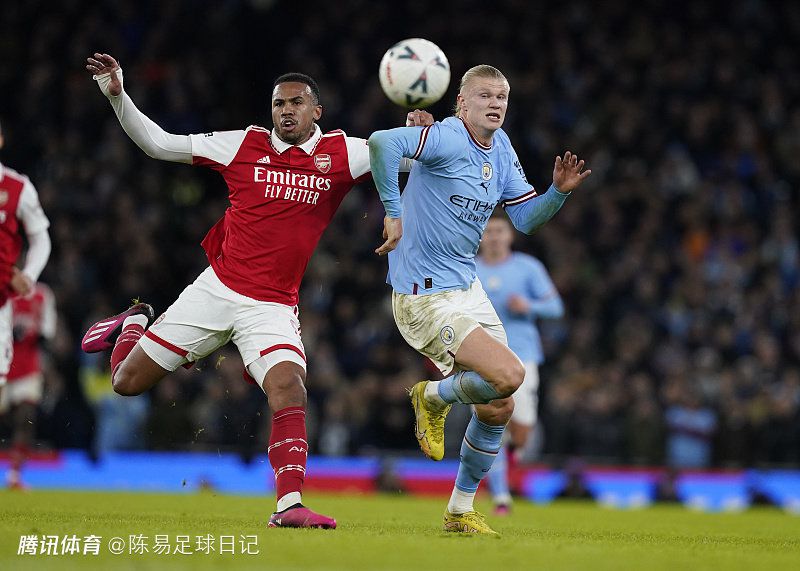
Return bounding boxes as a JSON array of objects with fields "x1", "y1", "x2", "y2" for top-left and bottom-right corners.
[{"x1": 378, "y1": 39, "x2": 451, "y2": 109}]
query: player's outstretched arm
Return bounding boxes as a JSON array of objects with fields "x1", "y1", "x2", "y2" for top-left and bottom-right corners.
[
  {"x1": 505, "y1": 151, "x2": 590, "y2": 235},
  {"x1": 86, "y1": 53, "x2": 192, "y2": 164}
]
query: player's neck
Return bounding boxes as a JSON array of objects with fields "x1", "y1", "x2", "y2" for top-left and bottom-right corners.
[{"x1": 461, "y1": 117, "x2": 494, "y2": 147}]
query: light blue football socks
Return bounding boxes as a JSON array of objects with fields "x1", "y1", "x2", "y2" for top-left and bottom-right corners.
[{"x1": 448, "y1": 413, "x2": 505, "y2": 514}]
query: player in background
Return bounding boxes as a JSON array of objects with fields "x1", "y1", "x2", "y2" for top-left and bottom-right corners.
[
  {"x1": 3, "y1": 283, "x2": 57, "y2": 488},
  {"x1": 369, "y1": 65, "x2": 590, "y2": 534},
  {"x1": 0, "y1": 118, "x2": 52, "y2": 476},
  {"x1": 82, "y1": 53, "x2": 431, "y2": 529},
  {"x1": 476, "y1": 214, "x2": 564, "y2": 514}
]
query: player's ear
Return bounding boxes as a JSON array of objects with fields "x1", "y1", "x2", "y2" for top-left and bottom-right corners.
[
  {"x1": 314, "y1": 105, "x2": 322, "y2": 121},
  {"x1": 456, "y1": 94, "x2": 466, "y2": 115}
]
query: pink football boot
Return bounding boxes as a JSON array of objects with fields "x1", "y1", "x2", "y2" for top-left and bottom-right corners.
[
  {"x1": 268, "y1": 505, "x2": 337, "y2": 529},
  {"x1": 81, "y1": 303, "x2": 155, "y2": 353}
]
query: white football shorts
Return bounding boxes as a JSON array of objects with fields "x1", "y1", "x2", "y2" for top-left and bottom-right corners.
[
  {"x1": 139, "y1": 266, "x2": 306, "y2": 384},
  {"x1": 0, "y1": 372, "x2": 44, "y2": 411},
  {"x1": 511, "y1": 361, "x2": 540, "y2": 427},
  {"x1": 0, "y1": 301, "x2": 12, "y2": 386},
  {"x1": 391, "y1": 278, "x2": 508, "y2": 374}
]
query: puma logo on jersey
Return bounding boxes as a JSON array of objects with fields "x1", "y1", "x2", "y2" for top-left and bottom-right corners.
[
  {"x1": 289, "y1": 446, "x2": 307, "y2": 453},
  {"x1": 257, "y1": 155, "x2": 271, "y2": 164}
]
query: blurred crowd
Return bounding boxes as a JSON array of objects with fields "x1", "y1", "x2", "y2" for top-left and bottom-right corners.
[{"x1": 1, "y1": 0, "x2": 799, "y2": 468}]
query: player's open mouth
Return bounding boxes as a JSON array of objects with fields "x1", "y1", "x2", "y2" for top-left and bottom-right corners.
[
  {"x1": 281, "y1": 120, "x2": 297, "y2": 130},
  {"x1": 486, "y1": 113, "x2": 501, "y2": 121}
]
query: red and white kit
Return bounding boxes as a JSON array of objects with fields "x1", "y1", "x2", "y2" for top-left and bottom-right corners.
[
  {"x1": 140, "y1": 125, "x2": 375, "y2": 380},
  {"x1": 0, "y1": 163, "x2": 50, "y2": 386},
  {"x1": 93, "y1": 67, "x2": 379, "y2": 380},
  {"x1": 2, "y1": 283, "x2": 56, "y2": 409}
]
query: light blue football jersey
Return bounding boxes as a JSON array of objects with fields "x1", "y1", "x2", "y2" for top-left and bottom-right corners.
[
  {"x1": 476, "y1": 252, "x2": 564, "y2": 364},
  {"x1": 369, "y1": 116, "x2": 568, "y2": 295}
]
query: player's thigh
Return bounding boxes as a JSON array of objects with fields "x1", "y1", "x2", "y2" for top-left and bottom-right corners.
[
  {"x1": 454, "y1": 327, "x2": 521, "y2": 382},
  {"x1": 231, "y1": 301, "x2": 306, "y2": 389},
  {"x1": 391, "y1": 287, "x2": 484, "y2": 375},
  {"x1": 139, "y1": 267, "x2": 236, "y2": 372}
]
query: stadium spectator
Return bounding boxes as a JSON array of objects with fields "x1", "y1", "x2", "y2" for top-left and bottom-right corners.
[{"x1": 0, "y1": 0, "x2": 798, "y2": 471}]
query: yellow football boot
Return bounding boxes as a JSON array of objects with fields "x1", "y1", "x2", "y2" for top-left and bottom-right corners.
[
  {"x1": 443, "y1": 510, "x2": 500, "y2": 536},
  {"x1": 409, "y1": 381, "x2": 450, "y2": 461}
]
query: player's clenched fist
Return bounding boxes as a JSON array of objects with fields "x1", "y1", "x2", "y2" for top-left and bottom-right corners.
[{"x1": 85, "y1": 53, "x2": 123, "y2": 97}]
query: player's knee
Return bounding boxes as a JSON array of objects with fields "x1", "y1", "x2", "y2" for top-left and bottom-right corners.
[
  {"x1": 264, "y1": 366, "x2": 307, "y2": 408},
  {"x1": 493, "y1": 360, "x2": 525, "y2": 398}
]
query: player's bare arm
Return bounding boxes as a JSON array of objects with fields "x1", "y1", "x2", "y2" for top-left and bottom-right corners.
[
  {"x1": 553, "y1": 150, "x2": 591, "y2": 193},
  {"x1": 86, "y1": 53, "x2": 121, "y2": 96}
]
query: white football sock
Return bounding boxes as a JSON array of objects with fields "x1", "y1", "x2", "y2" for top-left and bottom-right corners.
[
  {"x1": 276, "y1": 491, "x2": 302, "y2": 512},
  {"x1": 424, "y1": 381, "x2": 448, "y2": 408},
  {"x1": 447, "y1": 487, "x2": 476, "y2": 515},
  {"x1": 122, "y1": 314, "x2": 149, "y2": 330}
]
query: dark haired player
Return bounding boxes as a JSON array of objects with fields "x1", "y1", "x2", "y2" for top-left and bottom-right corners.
[{"x1": 82, "y1": 53, "x2": 430, "y2": 529}]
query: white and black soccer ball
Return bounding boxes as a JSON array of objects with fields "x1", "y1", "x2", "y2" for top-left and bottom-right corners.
[{"x1": 378, "y1": 38, "x2": 450, "y2": 109}]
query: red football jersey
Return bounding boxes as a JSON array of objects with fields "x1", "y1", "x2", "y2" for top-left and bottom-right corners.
[
  {"x1": 0, "y1": 163, "x2": 49, "y2": 307},
  {"x1": 0, "y1": 165, "x2": 25, "y2": 306},
  {"x1": 8, "y1": 283, "x2": 56, "y2": 381},
  {"x1": 189, "y1": 125, "x2": 371, "y2": 306}
]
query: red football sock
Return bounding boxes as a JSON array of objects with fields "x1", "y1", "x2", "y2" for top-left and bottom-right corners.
[
  {"x1": 110, "y1": 322, "x2": 146, "y2": 380},
  {"x1": 10, "y1": 443, "x2": 28, "y2": 472},
  {"x1": 268, "y1": 406, "x2": 307, "y2": 507}
]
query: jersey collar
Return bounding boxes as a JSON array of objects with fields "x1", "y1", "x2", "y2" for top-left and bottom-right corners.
[
  {"x1": 270, "y1": 124, "x2": 322, "y2": 155},
  {"x1": 458, "y1": 118, "x2": 493, "y2": 151}
]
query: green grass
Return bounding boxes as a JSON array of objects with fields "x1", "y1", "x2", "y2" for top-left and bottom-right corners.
[{"x1": 1, "y1": 490, "x2": 799, "y2": 570}]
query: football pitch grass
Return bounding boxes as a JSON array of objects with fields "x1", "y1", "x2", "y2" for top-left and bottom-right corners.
[{"x1": 2, "y1": 490, "x2": 799, "y2": 570}]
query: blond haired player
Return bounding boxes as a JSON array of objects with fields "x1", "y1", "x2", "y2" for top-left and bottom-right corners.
[{"x1": 369, "y1": 65, "x2": 589, "y2": 534}]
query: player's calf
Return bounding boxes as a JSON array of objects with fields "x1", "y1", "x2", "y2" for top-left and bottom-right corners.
[
  {"x1": 111, "y1": 345, "x2": 169, "y2": 396},
  {"x1": 475, "y1": 397, "x2": 514, "y2": 425}
]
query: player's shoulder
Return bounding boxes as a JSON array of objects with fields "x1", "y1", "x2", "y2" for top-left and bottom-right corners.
[
  {"x1": 321, "y1": 128, "x2": 346, "y2": 139},
  {"x1": 246, "y1": 124, "x2": 270, "y2": 133},
  {"x1": 242, "y1": 125, "x2": 270, "y2": 139},
  {"x1": 438, "y1": 116, "x2": 464, "y2": 136},
  {"x1": 512, "y1": 251, "x2": 543, "y2": 269},
  {"x1": 432, "y1": 117, "x2": 471, "y2": 151},
  {"x1": 0, "y1": 163, "x2": 30, "y2": 185},
  {"x1": 494, "y1": 128, "x2": 515, "y2": 150}
]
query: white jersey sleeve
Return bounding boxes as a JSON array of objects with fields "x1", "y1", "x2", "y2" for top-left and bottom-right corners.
[
  {"x1": 16, "y1": 179, "x2": 51, "y2": 282},
  {"x1": 189, "y1": 130, "x2": 249, "y2": 170},
  {"x1": 16, "y1": 179, "x2": 50, "y2": 235},
  {"x1": 346, "y1": 136, "x2": 413, "y2": 179},
  {"x1": 95, "y1": 68, "x2": 193, "y2": 164}
]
